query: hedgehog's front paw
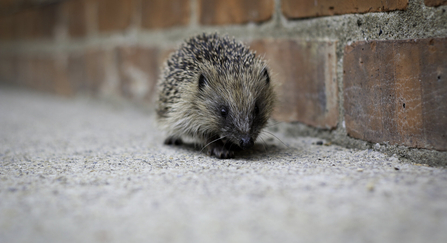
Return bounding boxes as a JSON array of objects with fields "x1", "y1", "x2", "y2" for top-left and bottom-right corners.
[
  {"x1": 164, "y1": 137, "x2": 183, "y2": 145},
  {"x1": 207, "y1": 144, "x2": 234, "y2": 159}
]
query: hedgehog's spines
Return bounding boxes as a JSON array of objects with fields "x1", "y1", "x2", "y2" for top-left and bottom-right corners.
[{"x1": 156, "y1": 33, "x2": 275, "y2": 159}]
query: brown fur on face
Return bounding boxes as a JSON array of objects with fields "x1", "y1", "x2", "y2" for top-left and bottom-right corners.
[{"x1": 156, "y1": 33, "x2": 275, "y2": 158}]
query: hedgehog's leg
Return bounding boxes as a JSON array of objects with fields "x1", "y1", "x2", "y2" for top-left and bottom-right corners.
[
  {"x1": 164, "y1": 136, "x2": 183, "y2": 145},
  {"x1": 205, "y1": 137, "x2": 234, "y2": 159}
]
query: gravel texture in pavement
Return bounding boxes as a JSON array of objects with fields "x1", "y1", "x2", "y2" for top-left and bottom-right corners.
[{"x1": 1, "y1": 88, "x2": 446, "y2": 243}]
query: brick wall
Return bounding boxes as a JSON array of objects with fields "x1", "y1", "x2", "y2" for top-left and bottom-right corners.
[{"x1": 0, "y1": 0, "x2": 446, "y2": 162}]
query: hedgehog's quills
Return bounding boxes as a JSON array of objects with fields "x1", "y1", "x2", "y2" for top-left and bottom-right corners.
[{"x1": 156, "y1": 33, "x2": 275, "y2": 159}]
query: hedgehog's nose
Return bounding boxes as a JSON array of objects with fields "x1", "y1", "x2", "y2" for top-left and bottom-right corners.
[{"x1": 240, "y1": 136, "x2": 254, "y2": 149}]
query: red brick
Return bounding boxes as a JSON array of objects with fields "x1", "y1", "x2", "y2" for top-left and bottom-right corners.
[
  {"x1": 93, "y1": 49, "x2": 122, "y2": 96},
  {"x1": 0, "y1": 57, "x2": 72, "y2": 98},
  {"x1": 117, "y1": 46, "x2": 159, "y2": 101},
  {"x1": 0, "y1": 0, "x2": 16, "y2": 11},
  {"x1": 198, "y1": 0, "x2": 274, "y2": 25},
  {"x1": 251, "y1": 39, "x2": 338, "y2": 129},
  {"x1": 97, "y1": 0, "x2": 134, "y2": 32},
  {"x1": 282, "y1": 0, "x2": 408, "y2": 19},
  {"x1": 66, "y1": 50, "x2": 105, "y2": 94},
  {"x1": 141, "y1": 0, "x2": 190, "y2": 29},
  {"x1": 0, "y1": 14, "x2": 15, "y2": 40},
  {"x1": 14, "y1": 10, "x2": 36, "y2": 39},
  {"x1": 344, "y1": 38, "x2": 447, "y2": 151},
  {"x1": 15, "y1": 56, "x2": 61, "y2": 93},
  {"x1": 84, "y1": 50, "x2": 106, "y2": 94},
  {"x1": 15, "y1": 56, "x2": 32, "y2": 87},
  {"x1": 38, "y1": 4, "x2": 58, "y2": 39},
  {"x1": 33, "y1": 57, "x2": 60, "y2": 93},
  {"x1": 14, "y1": 4, "x2": 57, "y2": 40},
  {"x1": 0, "y1": 55, "x2": 17, "y2": 84},
  {"x1": 65, "y1": 49, "x2": 123, "y2": 96},
  {"x1": 52, "y1": 56, "x2": 74, "y2": 96},
  {"x1": 425, "y1": 0, "x2": 447, "y2": 6},
  {"x1": 66, "y1": 53, "x2": 87, "y2": 92},
  {"x1": 63, "y1": 0, "x2": 87, "y2": 38}
]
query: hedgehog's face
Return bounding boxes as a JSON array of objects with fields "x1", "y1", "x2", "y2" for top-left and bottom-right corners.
[{"x1": 196, "y1": 66, "x2": 275, "y2": 149}]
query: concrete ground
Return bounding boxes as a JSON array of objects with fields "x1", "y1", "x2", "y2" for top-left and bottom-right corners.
[{"x1": 1, "y1": 87, "x2": 446, "y2": 243}]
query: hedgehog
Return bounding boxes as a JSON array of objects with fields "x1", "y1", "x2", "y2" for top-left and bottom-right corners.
[{"x1": 156, "y1": 33, "x2": 275, "y2": 159}]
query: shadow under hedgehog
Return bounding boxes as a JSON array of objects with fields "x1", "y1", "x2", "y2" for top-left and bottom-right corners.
[{"x1": 156, "y1": 33, "x2": 275, "y2": 159}]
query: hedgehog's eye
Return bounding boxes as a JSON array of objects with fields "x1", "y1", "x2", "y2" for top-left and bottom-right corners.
[
  {"x1": 220, "y1": 106, "x2": 228, "y2": 118},
  {"x1": 254, "y1": 104, "x2": 259, "y2": 116}
]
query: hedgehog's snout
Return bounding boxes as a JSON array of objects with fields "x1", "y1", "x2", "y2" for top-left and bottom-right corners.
[{"x1": 239, "y1": 135, "x2": 254, "y2": 149}]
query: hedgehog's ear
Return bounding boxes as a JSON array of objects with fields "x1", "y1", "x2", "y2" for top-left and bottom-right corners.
[
  {"x1": 198, "y1": 74, "x2": 208, "y2": 91},
  {"x1": 261, "y1": 67, "x2": 270, "y2": 84}
]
